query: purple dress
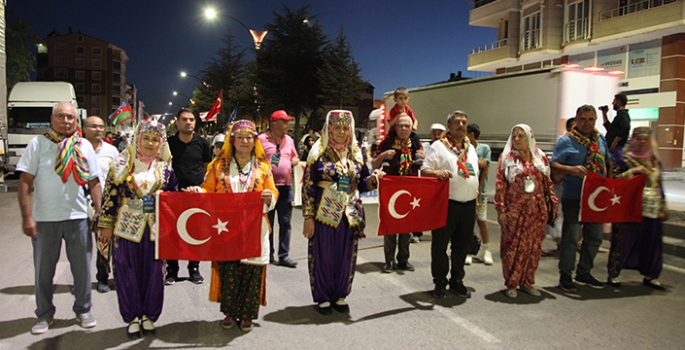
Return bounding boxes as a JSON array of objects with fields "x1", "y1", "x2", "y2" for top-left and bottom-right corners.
[
  {"x1": 302, "y1": 148, "x2": 372, "y2": 303},
  {"x1": 100, "y1": 162, "x2": 177, "y2": 323}
]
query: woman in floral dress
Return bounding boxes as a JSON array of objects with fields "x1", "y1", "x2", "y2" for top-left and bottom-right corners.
[{"x1": 494, "y1": 124, "x2": 558, "y2": 298}]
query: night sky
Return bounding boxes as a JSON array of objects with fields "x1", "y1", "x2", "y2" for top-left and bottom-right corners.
[{"x1": 7, "y1": 0, "x2": 495, "y2": 114}]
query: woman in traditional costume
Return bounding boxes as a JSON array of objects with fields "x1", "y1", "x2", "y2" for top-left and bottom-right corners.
[
  {"x1": 494, "y1": 124, "x2": 558, "y2": 298},
  {"x1": 607, "y1": 127, "x2": 667, "y2": 290},
  {"x1": 98, "y1": 119, "x2": 177, "y2": 338},
  {"x1": 186, "y1": 120, "x2": 276, "y2": 332},
  {"x1": 302, "y1": 110, "x2": 382, "y2": 314}
]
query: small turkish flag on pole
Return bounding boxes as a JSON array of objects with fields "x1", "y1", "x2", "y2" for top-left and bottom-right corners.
[
  {"x1": 580, "y1": 172, "x2": 647, "y2": 223},
  {"x1": 156, "y1": 191, "x2": 263, "y2": 261},
  {"x1": 378, "y1": 176, "x2": 449, "y2": 236},
  {"x1": 204, "y1": 90, "x2": 223, "y2": 122}
]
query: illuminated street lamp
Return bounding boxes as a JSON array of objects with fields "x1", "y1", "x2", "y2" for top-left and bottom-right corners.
[
  {"x1": 204, "y1": 8, "x2": 268, "y2": 50},
  {"x1": 173, "y1": 91, "x2": 196, "y2": 105},
  {"x1": 180, "y1": 71, "x2": 209, "y2": 87}
]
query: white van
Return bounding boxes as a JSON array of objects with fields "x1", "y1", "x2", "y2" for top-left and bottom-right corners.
[{"x1": 6, "y1": 82, "x2": 86, "y2": 172}]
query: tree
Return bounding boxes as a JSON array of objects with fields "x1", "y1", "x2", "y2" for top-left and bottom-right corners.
[
  {"x1": 6, "y1": 18, "x2": 40, "y2": 93},
  {"x1": 254, "y1": 4, "x2": 328, "y2": 140},
  {"x1": 317, "y1": 27, "x2": 367, "y2": 109}
]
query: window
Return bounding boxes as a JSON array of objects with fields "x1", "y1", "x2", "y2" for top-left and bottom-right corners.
[
  {"x1": 112, "y1": 73, "x2": 120, "y2": 83},
  {"x1": 92, "y1": 96, "x2": 101, "y2": 104},
  {"x1": 92, "y1": 108, "x2": 101, "y2": 116},
  {"x1": 521, "y1": 12, "x2": 541, "y2": 51},
  {"x1": 76, "y1": 83, "x2": 85, "y2": 92},
  {"x1": 92, "y1": 71, "x2": 102, "y2": 80},
  {"x1": 77, "y1": 96, "x2": 84, "y2": 104},
  {"x1": 113, "y1": 61, "x2": 121, "y2": 71},
  {"x1": 55, "y1": 44, "x2": 67, "y2": 53},
  {"x1": 75, "y1": 58, "x2": 84, "y2": 67},
  {"x1": 93, "y1": 47, "x2": 102, "y2": 55},
  {"x1": 76, "y1": 46, "x2": 85, "y2": 54},
  {"x1": 112, "y1": 85, "x2": 121, "y2": 94},
  {"x1": 92, "y1": 59, "x2": 101, "y2": 68},
  {"x1": 75, "y1": 70, "x2": 85, "y2": 79},
  {"x1": 54, "y1": 68, "x2": 68, "y2": 79},
  {"x1": 55, "y1": 56, "x2": 68, "y2": 65},
  {"x1": 77, "y1": 35, "x2": 84, "y2": 42},
  {"x1": 92, "y1": 83, "x2": 101, "y2": 93},
  {"x1": 565, "y1": 0, "x2": 591, "y2": 43},
  {"x1": 112, "y1": 97, "x2": 121, "y2": 106}
]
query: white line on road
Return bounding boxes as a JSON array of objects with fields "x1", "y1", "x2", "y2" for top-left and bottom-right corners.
[{"x1": 356, "y1": 256, "x2": 501, "y2": 344}]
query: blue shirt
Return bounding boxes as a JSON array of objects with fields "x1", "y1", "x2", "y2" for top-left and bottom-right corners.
[{"x1": 551, "y1": 134, "x2": 609, "y2": 200}]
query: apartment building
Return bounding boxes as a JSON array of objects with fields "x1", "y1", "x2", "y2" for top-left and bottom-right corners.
[
  {"x1": 36, "y1": 30, "x2": 129, "y2": 128},
  {"x1": 468, "y1": 0, "x2": 685, "y2": 169}
]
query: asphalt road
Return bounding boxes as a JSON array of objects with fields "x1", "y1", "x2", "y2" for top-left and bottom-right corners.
[{"x1": 0, "y1": 191, "x2": 684, "y2": 350}]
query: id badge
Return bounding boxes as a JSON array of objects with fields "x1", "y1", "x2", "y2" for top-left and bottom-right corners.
[
  {"x1": 465, "y1": 163, "x2": 476, "y2": 176},
  {"x1": 143, "y1": 195, "x2": 155, "y2": 214},
  {"x1": 338, "y1": 175, "x2": 351, "y2": 192},
  {"x1": 524, "y1": 178, "x2": 535, "y2": 193},
  {"x1": 271, "y1": 153, "x2": 281, "y2": 166}
]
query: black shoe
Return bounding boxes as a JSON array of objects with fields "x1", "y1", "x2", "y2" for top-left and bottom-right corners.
[
  {"x1": 448, "y1": 280, "x2": 471, "y2": 298},
  {"x1": 331, "y1": 301, "x2": 350, "y2": 313},
  {"x1": 279, "y1": 257, "x2": 298, "y2": 268},
  {"x1": 189, "y1": 269, "x2": 205, "y2": 284},
  {"x1": 164, "y1": 275, "x2": 176, "y2": 286},
  {"x1": 607, "y1": 276, "x2": 621, "y2": 287},
  {"x1": 559, "y1": 274, "x2": 576, "y2": 292},
  {"x1": 96, "y1": 281, "x2": 110, "y2": 293},
  {"x1": 126, "y1": 320, "x2": 141, "y2": 339},
  {"x1": 316, "y1": 302, "x2": 333, "y2": 315},
  {"x1": 643, "y1": 278, "x2": 666, "y2": 291},
  {"x1": 574, "y1": 273, "x2": 604, "y2": 289},
  {"x1": 270, "y1": 255, "x2": 276, "y2": 264},
  {"x1": 382, "y1": 262, "x2": 394, "y2": 273},
  {"x1": 431, "y1": 282, "x2": 447, "y2": 298},
  {"x1": 396, "y1": 262, "x2": 415, "y2": 271}
]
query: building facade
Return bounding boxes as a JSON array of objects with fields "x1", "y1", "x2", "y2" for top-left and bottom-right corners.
[
  {"x1": 36, "y1": 30, "x2": 129, "y2": 128},
  {"x1": 468, "y1": 0, "x2": 685, "y2": 169}
]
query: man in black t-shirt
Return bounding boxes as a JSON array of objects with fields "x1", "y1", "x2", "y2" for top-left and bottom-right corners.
[
  {"x1": 166, "y1": 108, "x2": 212, "y2": 285},
  {"x1": 601, "y1": 93, "x2": 631, "y2": 164}
]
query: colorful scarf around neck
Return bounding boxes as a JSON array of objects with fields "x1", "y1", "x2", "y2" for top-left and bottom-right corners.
[
  {"x1": 392, "y1": 137, "x2": 413, "y2": 176},
  {"x1": 567, "y1": 128, "x2": 607, "y2": 176},
  {"x1": 441, "y1": 135, "x2": 470, "y2": 178},
  {"x1": 44, "y1": 129, "x2": 90, "y2": 186}
]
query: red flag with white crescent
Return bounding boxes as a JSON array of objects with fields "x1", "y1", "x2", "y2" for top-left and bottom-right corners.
[
  {"x1": 378, "y1": 176, "x2": 449, "y2": 236},
  {"x1": 204, "y1": 90, "x2": 223, "y2": 122},
  {"x1": 156, "y1": 191, "x2": 262, "y2": 261},
  {"x1": 580, "y1": 171, "x2": 646, "y2": 223}
]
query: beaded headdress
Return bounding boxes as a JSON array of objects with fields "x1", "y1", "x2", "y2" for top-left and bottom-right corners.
[
  {"x1": 328, "y1": 110, "x2": 353, "y2": 126},
  {"x1": 230, "y1": 119, "x2": 257, "y2": 138},
  {"x1": 138, "y1": 119, "x2": 166, "y2": 136}
]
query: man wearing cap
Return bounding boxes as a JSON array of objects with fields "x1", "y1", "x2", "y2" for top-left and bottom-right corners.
[
  {"x1": 212, "y1": 132, "x2": 226, "y2": 157},
  {"x1": 258, "y1": 110, "x2": 300, "y2": 267}
]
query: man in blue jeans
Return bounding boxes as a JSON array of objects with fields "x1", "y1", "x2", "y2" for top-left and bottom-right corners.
[{"x1": 551, "y1": 104, "x2": 612, "y2": 292}]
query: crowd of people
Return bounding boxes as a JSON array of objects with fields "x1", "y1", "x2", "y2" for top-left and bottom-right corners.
[{"x1": 16, "y1": 91, "x2": 669, "y2": 337}]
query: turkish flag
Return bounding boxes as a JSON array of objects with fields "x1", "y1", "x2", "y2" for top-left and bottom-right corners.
[
  {"x1": 204, "y1": 90, "x2": 223, "y2": 122},
  {"x1": 378, "y1": 176, "x2": 449, "y2": 236},
  {"x1": 580, "y1": 172, "x2": 647, "y2": 223},
  {"x1": 156, "y1": 191, "x2": 263, "y2": 261}
]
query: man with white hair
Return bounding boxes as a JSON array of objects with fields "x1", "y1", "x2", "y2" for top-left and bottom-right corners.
[{"x1": 17, "y1": 102, "x2": 102, "y2": 334}]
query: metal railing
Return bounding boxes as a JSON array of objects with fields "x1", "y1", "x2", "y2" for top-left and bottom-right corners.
[
  {"x1": 599, "y1": 0, "x2": 680, "y2": 20},
  {"x1": 471, "y1": 38, "x2": 509, "y2": 54},
  {"x1": 564, "y1": 18, "x2": 590, "y2": 43},
  {"x1": 520, "y1": 28, "x2": 541, "y2": 52},
  {"x1": 473, "y1": 0, "x2": 498, "y2": 9}
]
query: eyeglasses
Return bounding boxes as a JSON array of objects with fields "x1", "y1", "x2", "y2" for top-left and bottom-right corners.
[
  {"x1": 86, "y1": 124, "x2": 105, "y2": 129},
  {"x1": 53, "y1": 114, "x2": 76, "y2": 121}
]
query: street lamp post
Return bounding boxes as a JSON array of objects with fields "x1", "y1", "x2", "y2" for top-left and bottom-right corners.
[
  {"x1": 180, "y1": 72, "x2": 209, "y2": 87},
  {"x1": 173, "y1": 91, "x2": 195, "y2": 105},
  {"x1": 204, "y1": 8, "x2": 268, "y2": 50}
]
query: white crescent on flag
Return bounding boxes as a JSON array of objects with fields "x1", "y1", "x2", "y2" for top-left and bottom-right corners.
[{"x1": 176, "y1": 208, "x2": 212, "y2": 245}]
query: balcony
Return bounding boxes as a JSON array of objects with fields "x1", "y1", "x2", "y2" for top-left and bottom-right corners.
[
  {"x1": 470, "y1": 0, "x2": 519, "y2": 28},
  {"x1": 468, "y1": 38, "x2": 518, "y2": 71},
  {"x1": 520, "y1": 28, "x2": 541, "y2": 53},
  {"x1": 594, "y1": 0, "x2": 684, "y2": 40},
  {"x1": 564, "y1": 18, "x2": 590, "y2": 44}
]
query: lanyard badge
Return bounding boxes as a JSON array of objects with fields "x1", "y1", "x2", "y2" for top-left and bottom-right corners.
[{"x1": 338, "y1": 174, "x2": 351, "y2": 192}]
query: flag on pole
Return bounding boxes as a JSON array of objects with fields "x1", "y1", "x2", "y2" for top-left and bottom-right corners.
[
  {"x1": 228, "y1": 103, "x2": 239, "y2": 124},
  {"x1": 580, "y1": 172, "x2": 647, "y2": 223},
  {"x1": 108, "y1": 103, "x2": 133, "y2": 126},
  {"x1": 202, "y1": 90, "x2": 223, "y2": 123}
]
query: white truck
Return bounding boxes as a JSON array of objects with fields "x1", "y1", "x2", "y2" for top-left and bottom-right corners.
[
  {"x1": 6, "y1": 82, "x2": 87, "y2": 172},
  {"x1": 371, "y1": 67, "x2": 619, "y2": 154}
]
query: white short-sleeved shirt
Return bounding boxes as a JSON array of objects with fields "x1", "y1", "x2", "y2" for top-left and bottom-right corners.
[
  {"x1": 16, "y1": 136, "x2": 101, "y2": 222},
  {"x1": 421, "y1": 139, "x2": 480, "y2": 202},
  {"x1": 94, "y1": 141, "x2": 120, "y2": 185}
]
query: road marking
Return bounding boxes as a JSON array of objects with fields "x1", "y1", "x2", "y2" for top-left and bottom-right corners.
[
  {"x1": 663, "y1": 264, "x2": 685, "y2": 274},
  {"x1": 356, "y1": 257, "x2": 501, "y2": 344}
]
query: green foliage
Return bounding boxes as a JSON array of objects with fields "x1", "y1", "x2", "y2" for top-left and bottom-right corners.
[
  {"x1": 317, "y1": 27, "x2": 368, "y2": 109},
  {"x1": 7, "y1": 18, "x2": 40, "y2": 93}
]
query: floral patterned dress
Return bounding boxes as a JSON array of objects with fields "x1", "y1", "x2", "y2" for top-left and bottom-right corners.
[{"x1": 495, "y1": 153, "x2": 558, "y2": 289}]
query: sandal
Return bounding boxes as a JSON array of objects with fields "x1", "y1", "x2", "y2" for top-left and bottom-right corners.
[
  {"x1": 220, "y1": 316, "x2": 236, "y2": 330},
  {"x1": 505, "y1": 289, "x2": 518, "y2": 298},
  {"x1": 126, "y1": 317, "x2": 141, "y2": 339},
  {"x1": 141, "y1": 315, "x2": 156, "y2": 335},
  {"x1": 520, "y1": 285, "x2": 541, "y2": 297},
  {"x1": 239, "y1": 320, "x2": 254, "y2": 333}
]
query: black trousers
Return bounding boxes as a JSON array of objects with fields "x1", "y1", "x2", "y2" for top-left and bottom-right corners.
[{"x1": 431, "y1": 200, "x2": 476, "y2": 285}]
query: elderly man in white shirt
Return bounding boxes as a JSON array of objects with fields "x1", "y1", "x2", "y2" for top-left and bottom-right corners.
[{"x1": 421, "y1": 110, "x2": 480, "y2": 299}]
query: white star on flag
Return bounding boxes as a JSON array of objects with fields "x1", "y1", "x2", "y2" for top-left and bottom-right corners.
[
  {"x1": 212, "y1": 218, "x2": 228, "y2": 235},
  {"x1": 610, "y1": 194, "x2": 621, "y2": 205},
  {"x1": 410, "y1": 197, "x2": 421, "y2": 209}
]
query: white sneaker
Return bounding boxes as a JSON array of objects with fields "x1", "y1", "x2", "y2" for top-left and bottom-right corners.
[
  {"x1": 483, "y1": 250, "x2": 494, "y2": 265},
  {"x1": 77, "y1": 312, "x2": 97, "y2": 328},
  {"x1": 465, "y1": 255, "x2": 472, "y2": 265},
  {"x1": 31, "y1": 318, "x2": 53, "y2": 334}
]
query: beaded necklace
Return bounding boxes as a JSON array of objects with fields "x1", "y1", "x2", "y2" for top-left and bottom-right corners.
[{"x1": 441, "y1": 135, "x2": 470, "y2": 178}]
